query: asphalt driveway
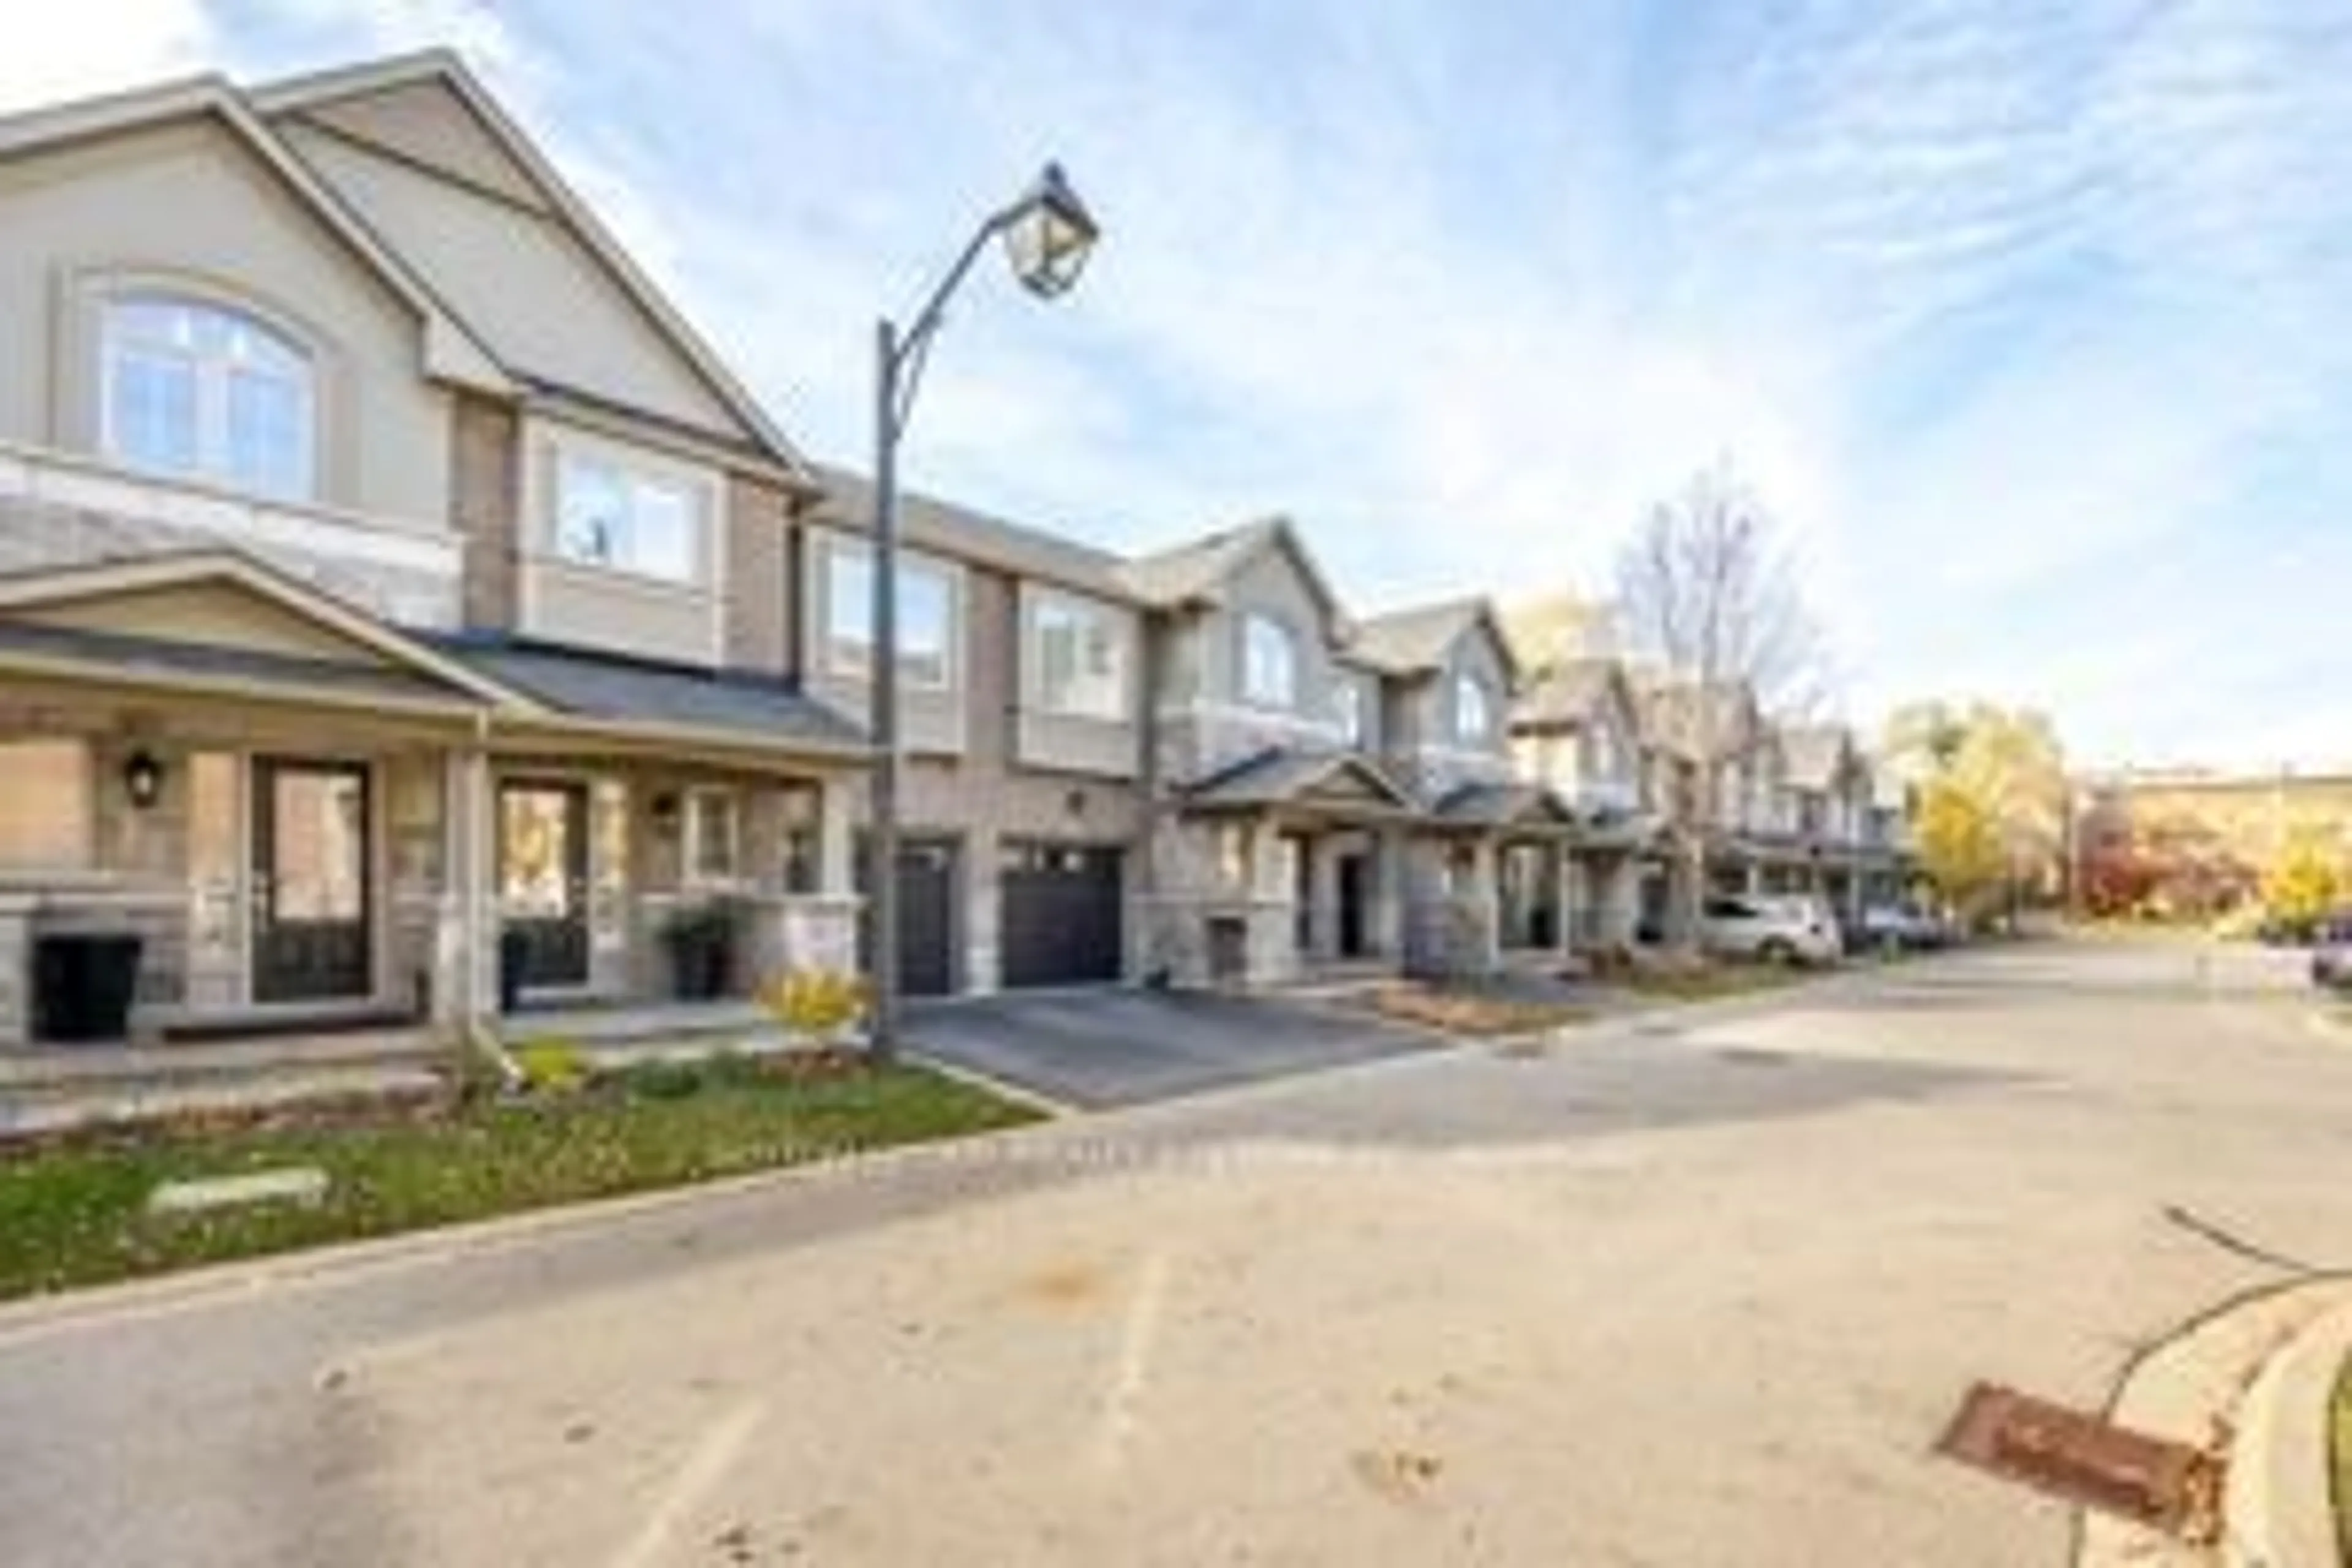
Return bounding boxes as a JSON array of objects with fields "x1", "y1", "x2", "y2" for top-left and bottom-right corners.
[{"x1": 903, "y1": 987, "x2": 1434, "y2": 1107}]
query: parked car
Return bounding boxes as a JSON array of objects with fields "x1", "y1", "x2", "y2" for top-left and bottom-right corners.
[
  {"x1": 1700, "y1": 894, "x2": 1844, "y2": 966},
  {"x1": 1860, "y1": 903, "x2": 1950, "y2": 951},
  {"x1": 2309, "y1": 914, "x2": 2352, "y2": 990}
]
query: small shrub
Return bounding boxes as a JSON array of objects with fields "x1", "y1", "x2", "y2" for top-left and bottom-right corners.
[
  {"x1": 758, "y1": 970, "x2": 868, "y2": 1042},
  {"x1": 511, "y1": 1038, "x2": 590, "y2": 1096},
  {"x1": 619, "y1": 1058, "x2": 706, "y2": 1101}
]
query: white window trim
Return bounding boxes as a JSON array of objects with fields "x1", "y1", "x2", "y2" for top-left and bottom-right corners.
[
  {"x1": 1239, "y1": 612, "x2": 1300, "y2": 711},
  {"x1": 821, "y1": 535, "x2": 959, "y2": 691},
  {"x1": 540, "y1": 429, "x2": 716, "y2": 589},
  {"x1": 96, "y1": 290, "x2": 320, "y2": 503},
  {"x1": 1026, "y1": 586, "x2": 1131, "y2": 722},
  {"x1": 1453, "y1": 671, "x2": 1494, "y2": 745},
  {"x1": 684, "y1": 786, "x2": 743, "y2": 887}
]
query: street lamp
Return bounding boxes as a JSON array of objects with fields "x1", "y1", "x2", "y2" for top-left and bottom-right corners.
[{"x1": 866, "y1": 163, "x2": 1100, "y2": 1060}]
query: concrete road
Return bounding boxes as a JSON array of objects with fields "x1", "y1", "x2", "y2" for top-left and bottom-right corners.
[
  {"x1": 2, "y1": 938, "x2": 2347, "y2": 1567},
  {"x1": 903, "y1": 987, "x2": 1436, "y2": 1107}
]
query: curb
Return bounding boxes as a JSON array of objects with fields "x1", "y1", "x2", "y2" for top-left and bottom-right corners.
[
  {"x1": 2079, "y1": 1276, "x2": 2352, "y2": 1568},
  {"x1": 2223, "y1": 1299, "x2": 2352, "y2": 1567}
]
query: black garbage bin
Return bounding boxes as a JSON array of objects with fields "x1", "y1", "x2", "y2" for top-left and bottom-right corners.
[
  {"x1": 32, "y1": 932, "x2": 144, "y2": 1044},
  {"x1": 498, "y1": 929, "x2": 529, "y2": 1015}
]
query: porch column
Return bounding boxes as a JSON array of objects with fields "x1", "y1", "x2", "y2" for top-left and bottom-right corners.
[
  {"x1": 1553, "y1": 843, "x2": 1577, "y2": 957},
  {"x1": 1371, "y1": 827, "x2": 1406, "y2": 960},
  {"x1": 817, "y1": 771, "x2": 856, "y2": 894},
  {"x1": 1466, "y1": 837, "x2": 1502, "y2": 975},
  {"x1": 1306, "y1": 835, "x2": 1343, "y2": 963},
  {"x1": 437, "y1": 745, "x2": 496, "y2": 1033},
  {"x1": 0, "y1": 893, "x2": 33, "y2": 1048}
]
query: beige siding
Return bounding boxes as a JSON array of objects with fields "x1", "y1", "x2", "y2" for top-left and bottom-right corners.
[
  {"x1": 279, "y1": 121, "x2": 747, "y2": 443},
  {"x1": 287, "y1": 83, "x2": 549, "y2": 211},
  {"x1": 7, "y1": 580, "x2": 395, "y2": 665},
  {"x1": 450, "y1": 393, "x2": 518, "y2": 630},
  {"x1": 513, "y1": 415, "x2": 726, "y2": 666},
  {"x1": 0, "y1": 116, "x2": 452, "y2": 523}
]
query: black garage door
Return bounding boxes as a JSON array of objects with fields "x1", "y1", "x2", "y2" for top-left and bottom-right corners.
[
  {"x1": 1000, "y1": 842, "x2": 1124, "y2": 989},
  {"x1": 858, "y1": 838, "x2": 957, "y2": 997}
]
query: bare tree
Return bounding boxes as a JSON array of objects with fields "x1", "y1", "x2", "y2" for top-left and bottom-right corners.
[{"x1": 1613, "y1": 461, "x2": 1828, "y2": 940}]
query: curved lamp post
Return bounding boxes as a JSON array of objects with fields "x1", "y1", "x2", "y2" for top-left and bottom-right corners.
[{"x1": 867, "y1": 164, "x2": 1099, "y2": 1059}]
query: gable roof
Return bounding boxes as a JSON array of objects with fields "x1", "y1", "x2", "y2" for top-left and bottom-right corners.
[
  {"x1": 1782, "y1": 725, "x2": 1859, "y2": 790},
  {"x1": 1350, "y1": 596, "x2": 1519, "y2": 684},
  {"x1": 1183, "y1": 747, "x2": 1417, "y2": 813},
  {"x1": 0, "y1": 72, "x2": 508, "y2": 394},
  {"x1": 1638, "y1": 678, "x2": 1763, "y2": 760},
  {"x1": 1512, "y1": 657, "x2": 1632, "y2": 732},
  {"x1": 1120, "y1": 517, "x2": 1349, "y2": 630},
  {"x1": 251, "y1": 50, "x2": 809, "y2": 480},
  {"x1": 0, "y1": 551, "x2": 526, "y2": 706},
  {"x1": 1428, "y1": 781, "x2": 1577, "y2": 831}
]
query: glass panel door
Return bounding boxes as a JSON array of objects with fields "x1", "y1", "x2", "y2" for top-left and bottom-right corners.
[
  {"x1": 251, "y1": 759, "x2": 371, "y2": 1003},
  {"x1": 500, "y1": 780, "x2": 590, "y2": 992}
]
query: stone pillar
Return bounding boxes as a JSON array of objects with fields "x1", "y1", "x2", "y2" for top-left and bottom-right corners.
[
  {"x1": 1306, "y1": 835, "x2": 1343, "y2": 963},
  {"x1": 1371, "y1": 827, "x2": 1406, "y2": 961},
  {"x1": 0, "y1": 893, "x2": 32, "y2": 1048},
  {"x1": 816, "y1": 771, "x2": 856, "y2": 895},
  {"x1": 1464, "y1": 838, "x2": 1502, "y2": 974},
  {"x1": 964, "y1": 826, "x2": 1001, "y2": 997},
  {"x1": 435, "y1": 746, "x2": 495, "y2": 1032},
  {"x1": 1553, "y1": 844, "x2": 1577, "y2": 956}
]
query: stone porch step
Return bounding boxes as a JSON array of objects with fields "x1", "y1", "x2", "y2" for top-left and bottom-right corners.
[
  {"x1": 0, "y1": 1025, "x2": 441, "y2": 1094},
  {"x1": 0, "y1": 1060, "x2": 447, "y2": 1140}
]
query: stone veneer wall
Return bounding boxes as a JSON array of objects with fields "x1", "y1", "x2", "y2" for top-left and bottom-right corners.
[
  {"x1": 448, "y1": 394, "x2": 520, "y2": 631},
  {"x1": 0, "y1": 489, "x2": 461, "y2": 630}
]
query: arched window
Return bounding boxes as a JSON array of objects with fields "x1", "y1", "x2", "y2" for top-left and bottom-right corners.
[
  {"x1": 1242, "y1": 613, "x2": 1298, "y2": 708},
  {"x1": 100, "y1": 295, "x2": 317, "y2": 500},
  {"x1": 1455, "y1": 673, "x2": 1493, "y2": 743}
]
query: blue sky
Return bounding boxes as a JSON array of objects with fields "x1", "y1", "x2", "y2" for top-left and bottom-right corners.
[{"x1": 11, "y1": 0, "x2": 2350, "y2": 769}]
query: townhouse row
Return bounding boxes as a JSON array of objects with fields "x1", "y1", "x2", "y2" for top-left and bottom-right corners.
[{"x1": 0, "y1": 51, "x2": 1912, "y2": 1051}]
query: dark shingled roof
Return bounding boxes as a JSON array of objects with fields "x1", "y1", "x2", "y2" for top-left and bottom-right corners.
[
  {"x1": 1428, "y1": 781, "x2": 1576, "y2": 829},
  {"x1": 424, "y1": 635, "x2": 867, "y2": 750},
  {"x1": 0, "y1": 620, "x2": 464, "y2": 705}
]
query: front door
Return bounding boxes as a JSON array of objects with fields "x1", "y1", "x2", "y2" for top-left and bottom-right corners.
[
  {"x1": 500, "y1": 780, "x2": 591, "y2": 992},
  {"x1": 251, "y1": 758, "x2": 372, "y2": 1004},
  {"x1": 1336, "y1": 852, "x2": 1370, "y2": 958},
  {"x1": 1283, "y1": 831, "x2": 1313, "y2": 953}
]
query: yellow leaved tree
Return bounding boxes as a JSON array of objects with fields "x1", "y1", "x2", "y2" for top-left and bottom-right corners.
[{"x1": 2261, "y1": 833, "x2": 2342, "y2": 926}]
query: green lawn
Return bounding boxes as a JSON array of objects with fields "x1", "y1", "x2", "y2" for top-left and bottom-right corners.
[
  {"x1": 2332, "y1": 1355, "x2": 2352, "y2": 1566},
  {"x1": 0, "y1": 1057, "x2": 1038, "y2": 1301}
]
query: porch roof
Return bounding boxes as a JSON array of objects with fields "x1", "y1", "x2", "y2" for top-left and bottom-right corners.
[
  {"x1": 1429, "y1": 780, "x2": 1578, "y2": 832},
  {"x1": 423, "y1": 635, "x2": 868, "y2": 755},
  {"x1": 0, "y1": 619, "x2": 477, "y2": 713},
  {"x1": 1183, "y1": 746, "x2": 1418, "y2": 815}
]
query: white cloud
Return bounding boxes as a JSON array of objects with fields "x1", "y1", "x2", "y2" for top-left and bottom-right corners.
[{"x1": 0, "y1": 0, "x2": 216, "y2": 110}]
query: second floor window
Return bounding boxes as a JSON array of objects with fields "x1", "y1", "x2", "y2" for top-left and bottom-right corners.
[
  {"x1": 827, "y1": 546, "x2": 952, "y2": 686},
  {"x1": 555, "y1": 453, "x2": 698, "y2": 583},
  {"x1": 100, "y1": 296, "x2": 315, "y2": 502},
  {"x1": 1334, "y1": 680, "x2": 1365, "y2": 747},
  {"x1": 1241, "y1": 614, "x2": 1297, "y2": 708},
  {"x1": 1455, "y1": 673, "x2": 1493, "y2": 744},
  {"x1": 1033, "y1": 594, "x2": 1126, "y2": 719}
]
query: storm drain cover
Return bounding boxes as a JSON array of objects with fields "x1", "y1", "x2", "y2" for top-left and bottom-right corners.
[{"x1": 1936, "y1": 1382, "x2": 2220, "y2": 1539}]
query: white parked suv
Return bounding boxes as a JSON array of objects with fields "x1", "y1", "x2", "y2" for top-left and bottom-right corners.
[{"x1": 1700, "y1": 894, "x2": 1845, "y2": 966}]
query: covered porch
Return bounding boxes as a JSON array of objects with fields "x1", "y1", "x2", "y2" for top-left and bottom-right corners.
[
  {"x1": 0, "y1": 554, "x2": 868, "y2": 1060},
  {"x1": 1144, "y1": 748, "x2": 1420, "y2": 989}
]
